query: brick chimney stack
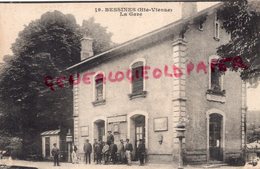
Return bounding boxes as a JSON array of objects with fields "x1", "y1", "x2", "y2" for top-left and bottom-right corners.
[
  {"x1": 181, "y1": 2, "x2": 197, "y2": 19},
  {"x1": 80, "y1": 34, "x2": 94, "y2": 61}
]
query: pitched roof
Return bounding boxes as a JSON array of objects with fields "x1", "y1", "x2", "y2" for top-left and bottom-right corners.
[
  {"x1": 67, "y1": 3, "x2": 223, "y2": 72},
  {"x1": 41, "y1": 129, "x2": 60, "y2": 136}
]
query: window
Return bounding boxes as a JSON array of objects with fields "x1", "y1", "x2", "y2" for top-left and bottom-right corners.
[
  {"x1": 95, "y1": 73, "x2": 104, "y2": 101},
  {"x1": 128, "y1": 59, "x2": 147, "y2": 100},
  {"x1": 207, "y1": 57, "x2": 226, "y2": 103},
  {"x1": 199, "y1": 21, "x2": 203, "y2": 31},
  {"x1": 210, "y1": 58, "x2": 221, "y2": 91},
  {"x1": 207, "y1": 56, "x2": 225, "y2": 98},
  {"x1": 214, "y1": 14, "x2": 220, "y2": 40},
  {"x1": 92, "y1": 72, "x2": 106, "y2": 106},
  {"x1": 131, "y1": 61, "x2": 144, "y2": 94}
]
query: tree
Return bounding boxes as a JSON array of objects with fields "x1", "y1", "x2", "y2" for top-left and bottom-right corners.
[
  {"x1": 217, "y1": 0, "x2": 260, "y2": 83},
  {"x1": 0, "y1": 10, "x2": 113, "y2": 157}
]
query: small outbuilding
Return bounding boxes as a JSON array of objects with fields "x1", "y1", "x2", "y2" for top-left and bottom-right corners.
[
  {"x1": 41, "y1": 129, "x2": 61, "y2": 159},
  {"x1": 41, "y1": 129, "x2": 71, "y2": 161}
]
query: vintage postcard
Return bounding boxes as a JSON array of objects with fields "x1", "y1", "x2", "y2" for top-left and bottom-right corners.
[{"x1": 0, "y1": 1, "x2": 259, "y2": 169}]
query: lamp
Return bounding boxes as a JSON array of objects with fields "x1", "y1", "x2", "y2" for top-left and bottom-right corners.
[
  {"x1": 175, "y1": 122, "x2": 186, "y2": 169},
  {"x1": 158, "y1": 134, "x2": 163, "y2": 145},
  {"x1": 66, "y1": 129, "x2": 73, "y2": 162}
]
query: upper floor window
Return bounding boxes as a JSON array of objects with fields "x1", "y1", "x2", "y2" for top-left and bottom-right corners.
[
  {"x1": 95, "y1": 73, "x2": 104, "y2": 101},
  {"x1": 208, "y1": 56, "x2": 225, "y2": 96},
  {"x1": 198, "y1": 21, "x2": 203, "y2": 31},
  {"x1": 207, "y1": 56, "x2": 226, "y2": 102},
  {"x1": 92, "y1": 72, "x2": 106, "y2": 106},
  {"x1": 131, "y1": 61, "x2": 144, "y2": 94},
  {"x1": 210, "y1": 58, "x2": 222, "y2": 91},
  {"x1": 128, "y1": 59, "x2": 147, "y2": 100},
  {"x1": 214, "y1": 14, "x2": 220, "y2": 40}
]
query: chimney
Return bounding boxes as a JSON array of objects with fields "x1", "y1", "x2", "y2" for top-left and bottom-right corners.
[
  {"x1": 80, "y1": 34, "x2": 94, "y2": 61},
  {"x1": 181, "y1": 2, "x2": 197, "y2": 19}
]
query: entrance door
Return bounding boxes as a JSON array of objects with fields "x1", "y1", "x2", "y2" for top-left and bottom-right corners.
[
  {"x1": 94, "y1": 120, "x2": 105, "y2": 141},
  {"x1": 209, "y1": 113, "x2": 223, "y2": 161},
  {"x1": 134, "y1": 115, "x2": 145, "y2": 160},
  {"x1": 45, "y1": 137, "x2": 50, "y2": 157}
]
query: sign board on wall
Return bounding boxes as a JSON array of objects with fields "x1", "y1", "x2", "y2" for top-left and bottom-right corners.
[{"x1": 107, "y1": 115, "x2": 127, "y2": 123}]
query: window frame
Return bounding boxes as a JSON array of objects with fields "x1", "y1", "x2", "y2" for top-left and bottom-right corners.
[
  {"x1": 198, "y1": 20, "x2": 204, "y2": 31},
  {"x1": 93, "y1": 71, "x2": 106, "y2": 102},
  {"x1": 129, "y1": 58, "x2": 146, "y2": 94},
  {"x1": 208, "y1": 55, "x2": 224, "y2": 91},
  {"x1": 214, "y1": 14, "x2": 220, "y2": 40}
]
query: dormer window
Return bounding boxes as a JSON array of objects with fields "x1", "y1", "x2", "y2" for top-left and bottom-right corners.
[{"x1": 199, "y1": 21, "x2": 203, "y2": 31}]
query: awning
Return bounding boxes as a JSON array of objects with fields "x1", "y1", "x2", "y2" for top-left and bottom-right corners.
[{"x1": 41, "y1": 129, "x2": 60, "y2": 136}]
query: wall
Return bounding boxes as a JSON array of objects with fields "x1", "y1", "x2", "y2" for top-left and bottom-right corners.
[
  {"x1": 184, "y1": 12, "x2": 243, "y2": 163},
  {"x1": 74, "y1": 10, "x2": 244, "y2": 164},
  {"x1": 75, "y1": 38, "x2": 175, "y2": 162}
]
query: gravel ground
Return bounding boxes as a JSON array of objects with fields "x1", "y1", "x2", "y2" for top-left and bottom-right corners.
[{"x1": 0, "y1": 159, "x2": 258, "y2": 169}]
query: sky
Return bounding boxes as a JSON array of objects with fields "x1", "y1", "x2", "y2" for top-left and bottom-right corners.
[{"x1": 0, "y1": 2, "x2": 259, "y2": 110}]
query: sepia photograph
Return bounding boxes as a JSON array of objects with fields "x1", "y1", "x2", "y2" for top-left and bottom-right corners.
[{"x1": 0, "y1": 0, "x2": 259, "y2": 169}]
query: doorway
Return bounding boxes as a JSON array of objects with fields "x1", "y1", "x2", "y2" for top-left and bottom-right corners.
[
  {"x1": 94, "y1": 120, "x2": 105, "y2": 142},
  {"x1": 130, "y1": 115, "x2": 145, "y2": 160},
  {"x1": 209, "y1": 113, "x2": 223, "y2": 161},
  {"x1": 45, "y1": 137, "x2": 50, "y2": 157}
]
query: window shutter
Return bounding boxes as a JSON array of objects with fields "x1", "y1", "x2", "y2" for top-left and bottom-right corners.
[
  {"x1": 210, "y1": 60, "x2": 221, "y2": 91},
  {"x1": 95, "y1": 74, "x2": 104, "y2": 101},
  {"x1": 132, "y1": 66, "x2": 144, "y2": 93}
]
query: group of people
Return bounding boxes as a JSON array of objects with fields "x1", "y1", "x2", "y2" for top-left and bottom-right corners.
[
  {"x1": 51, "y1": 131, "x2": 146, "y2": 166},
  {"x1": 83, "y1": 131, "x2": 146, "y2": 166}
]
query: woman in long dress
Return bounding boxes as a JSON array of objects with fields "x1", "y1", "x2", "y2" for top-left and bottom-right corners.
[{"x1": 71, "y1": 145, "x2": 78, "y2": 164}]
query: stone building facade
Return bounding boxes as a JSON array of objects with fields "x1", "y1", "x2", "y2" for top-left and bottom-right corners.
[{"x1": 68, "y1": 3, "x2": 247, "y2": 164}]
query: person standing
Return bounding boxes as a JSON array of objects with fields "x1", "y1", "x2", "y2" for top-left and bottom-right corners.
[
  {"x1": 110, "y1": 141, "x2": 118, "y2": 164},
  {"x1": 93, "y1": 139, "x2": 98, "y2": 163},
  {"x1": 107, "y1": 131, "x2": 114, "y2": 145},
  {"x1": 137, "y1": 139, "x2": 146, "y2": 166},
  {"x1": 71, "y1": 145, "x2": 78, "y2": 164},
  {"x1": 83, "y1": 139, "x2": 92, "y2": 164},
  {"x1": 102, "y1": 142, "x2": 110, "y2": 165},
  {"x1": 51, "y1": 143, "x2": 60, "y2": 166},
  {"x1": 117, "y1": 139, "x2": 125, "y2": 164},
  {"x1": 125, "y1": 139, "x2": 133, "y2": 165},
  {"x1": 95, "y1": 140, "x2": 103, "y2": 164}
]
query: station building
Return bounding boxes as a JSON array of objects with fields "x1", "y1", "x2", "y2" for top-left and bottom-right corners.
[{"x1": 67, "y1": 3, "x2": 247, "y2": 164}]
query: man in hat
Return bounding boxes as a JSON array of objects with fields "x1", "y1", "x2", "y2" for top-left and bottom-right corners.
[
  {"x1": 93, "y1": 139, "x2": 98, "y2": 163},
  {"x1": 107, "y1": 131, "x2": 114, "y2": 145},
  {"x1": 118, "y1": 139, "x2": 125, "y2": 164},
  {"x1": 51, "y1": 143, "x2": 60, "y2": 166},
  {"x1": 102, "y1": 142, "x2": 110, "y2": 165},
  {"x1": 110, "y1": 140, "x2": 118, "y2": 164},
  {"x1": 95, "y1": 139, "x2": 103, "y2": 164},
  {"x1": 83, "y1": 139, "x2": 92, "y2": 164},
  {"x1": 137, "y1": 139, "x2": 146, "y2": 166},
  {"x1": 125, "y1": 139, "x2": 133, "y2": 165}
]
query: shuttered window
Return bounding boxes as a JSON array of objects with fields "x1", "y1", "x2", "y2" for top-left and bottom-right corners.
[
  {"x1": 95, "y1": 74, "x2": 104, "y2": 101},
  {"x1": 131, "y1": 61, "x2": 144, "y2": 93},
  {"x1": 210, "y1": 59, "x2": 221, "y2": 91}
]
